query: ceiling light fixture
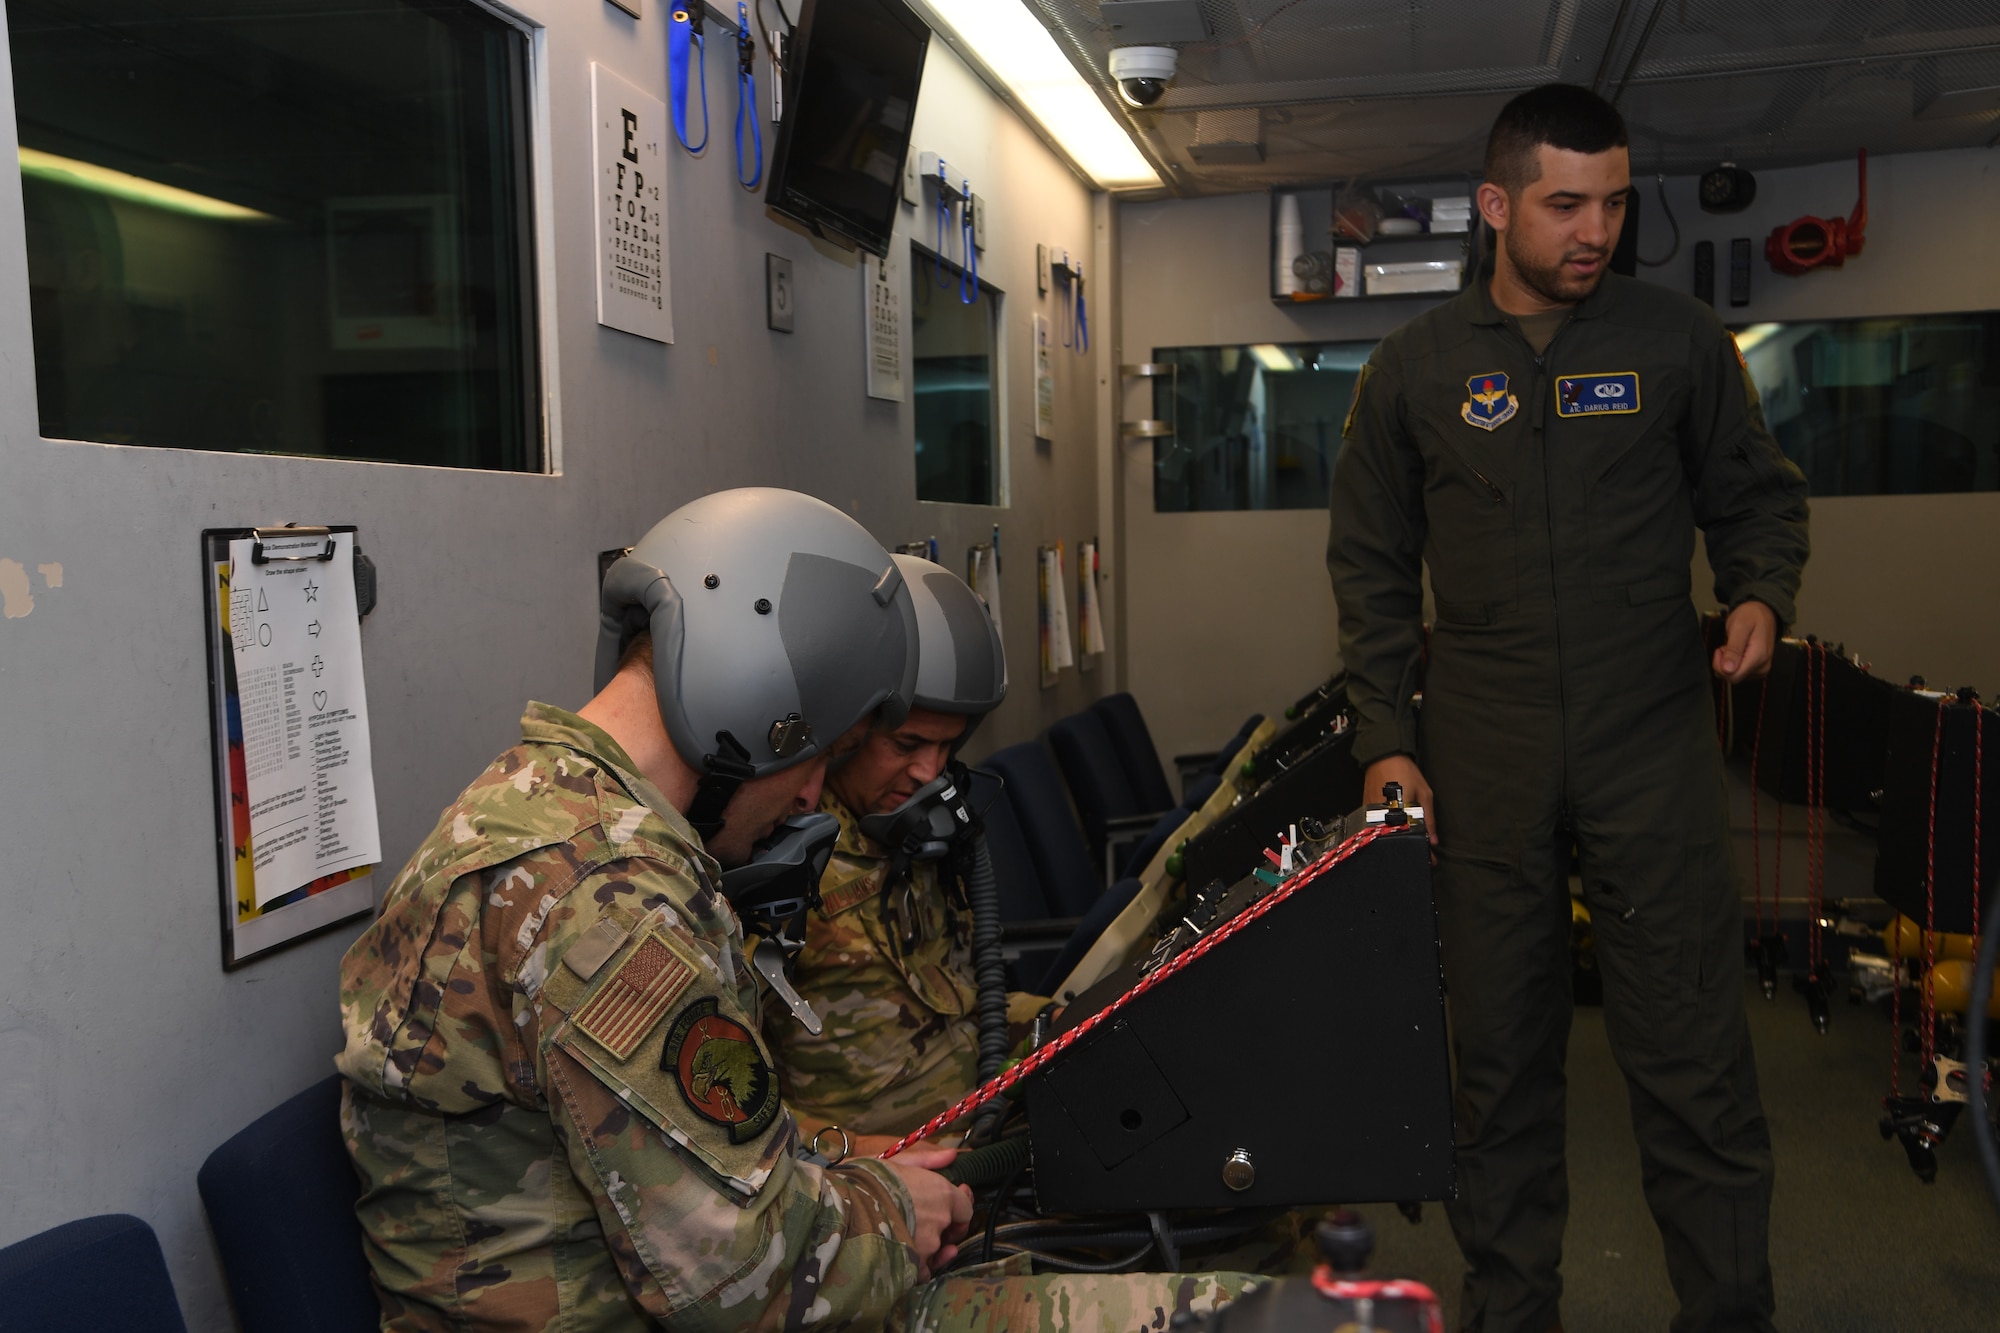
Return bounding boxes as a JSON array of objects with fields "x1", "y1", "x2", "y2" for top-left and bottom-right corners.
[
  {"x1": 1249, "y1": 344, "x2": 1297, "y2": 373},
  {"x1": 19, "y1": 147, "x2": 274, "y2": 222},
  {"x1": 910, "y1": 0, "x2": 1160, "y2": 190}
]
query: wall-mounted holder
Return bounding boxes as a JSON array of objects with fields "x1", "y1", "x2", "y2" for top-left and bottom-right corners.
[{"x1": 917, "y1": 153, "x2": 967, "y2": 202}]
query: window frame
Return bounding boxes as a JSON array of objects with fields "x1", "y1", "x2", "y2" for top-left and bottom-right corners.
[
  {"x1": 909, "y1": 238, "x2": 1007, "y2": 509},
  {"x1": 3, "y1": 0, "x2": 560, "y2": 475}
]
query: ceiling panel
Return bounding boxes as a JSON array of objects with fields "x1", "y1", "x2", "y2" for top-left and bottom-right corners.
[{"x1": 1024, "y1": 0, "x2": 2000, "y2": 194}]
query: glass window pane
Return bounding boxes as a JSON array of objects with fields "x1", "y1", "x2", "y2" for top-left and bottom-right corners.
[
  {"x1": 911, "y1": 243, "x2": 997, "y2": 505},
  {"x1": 11, "y1": 0, "x2": 539, "y2": 470},
  {"x1": 1150, "y1": 342, "x2": 1373, "y2": 512},
  {"x1": 1734, "y1": 314, "x2": 2000, "y2": 496}
]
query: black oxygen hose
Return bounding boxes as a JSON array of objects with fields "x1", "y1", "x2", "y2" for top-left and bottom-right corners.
[
  {"x1": 966, "y1": 830, "x2": 1010, "y2": 1141},
  {"x1": 1969, "y1": 913, "x2": 2000, "y2": 1217}
]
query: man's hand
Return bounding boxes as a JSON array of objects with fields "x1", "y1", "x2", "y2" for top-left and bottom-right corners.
[
  {"x1": 1363, "y1": 755, "x2": 1437, "y2": 845},
  {"x1": 1712, "y1": 600, "x2": 1778, "y2": 684},
  {"x1": 883, "y1": 1149, "x2": 974, "y2": 1278}
]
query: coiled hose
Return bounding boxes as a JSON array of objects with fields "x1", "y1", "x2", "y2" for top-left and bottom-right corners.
[{"x1": 966, "y1": 832, "x2": 1010, "y2": 1141}]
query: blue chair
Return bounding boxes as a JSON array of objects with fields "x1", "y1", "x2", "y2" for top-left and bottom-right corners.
[
  {"x1": 1179, "y1": 712, "x2": 1267, "y2": 793},
  {"x1": 1090, "y1": 693, "x2": 1179, "y2": 812},
  {"x1": 981, "y1": 741, "x2": 1101, "y2": 918},
  {"x1": 0, "y1": 1214, "x2": 188, "y2": 1333},
  {"x1": 1118, "y1": 805, "x2": 1192, "y2": 881},
  {"x1": 198, "y1": 1075, "x2": 380, "y2": 1333},
  {"x1": 964, "y1": 766, "x2": 1044, "y2": 923},
  {"x1": 1049, "y1": 711, "x2": 1173, "y2": 881},
  {"x1": 1034, "y1": 875, "x2": 1147, "y2": 998}
]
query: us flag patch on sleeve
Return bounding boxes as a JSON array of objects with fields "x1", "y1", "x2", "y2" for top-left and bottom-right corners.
[{"x1": 571, "y1": 932, "x2": 697, "y2": 1061}]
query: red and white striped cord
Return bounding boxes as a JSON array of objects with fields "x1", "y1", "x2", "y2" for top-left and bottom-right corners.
[
  {"x1": 878, "y1": 823, "x2": 1399, "y2": 1160},
  {"x1": 1806, "y1": 643, "x2": 1827, "y2": 973},
  {"x1": 1922, "y1": 700, "x2": 1946, "y2": 1070},
  {"x1": 1310, "y1": 1270, "x2": 1446, "y2": 1333}
]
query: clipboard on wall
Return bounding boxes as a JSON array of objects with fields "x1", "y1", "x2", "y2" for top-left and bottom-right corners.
[{"x1": 202, "y1": 526, "x2": 381, "y2": 968}]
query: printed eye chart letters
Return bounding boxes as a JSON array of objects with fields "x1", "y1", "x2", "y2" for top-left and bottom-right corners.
[
  {"x1": 594, "y1": 62, "x2": 673, "y2": 343},
  {"x1": 865, "y1": 248, "x2": 906, "y2": 401}
]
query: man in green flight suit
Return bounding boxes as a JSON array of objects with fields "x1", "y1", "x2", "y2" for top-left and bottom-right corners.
[
  {"x1": 765, "y1": 554, "x2": 1041, "y2": 1158},
  {"x1": 1327, "y1": 86, "x2": 1808, "y2": 1333},
  {"x1": 338, "y1": 487, "x2": 1251, "y2": 1332}
]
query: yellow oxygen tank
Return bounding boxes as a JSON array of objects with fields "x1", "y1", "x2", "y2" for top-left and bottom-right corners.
[
  {"x1": 1927, "y1": 958, "x2": 2000, "y2": 1018},
  {"x1": 1882, "y1": 916, "x2": 1976, "y2": 961}
]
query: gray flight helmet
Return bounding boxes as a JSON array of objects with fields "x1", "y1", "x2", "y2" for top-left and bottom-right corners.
[
  {"x1": 596, "y1": 489, "x2": 918, "y2": 835},
  {"x1": 894, "y1": 554, "x2": 1007, "y2": 746}
]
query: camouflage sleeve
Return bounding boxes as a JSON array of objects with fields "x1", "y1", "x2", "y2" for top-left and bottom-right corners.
[{"x1": 539, "y1": 879, "x2": 924, "y2": 1328}]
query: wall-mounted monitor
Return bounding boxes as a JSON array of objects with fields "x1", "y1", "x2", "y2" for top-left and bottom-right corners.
[{"x1": 766, "y1": 0, "x2": 930, "y2": 259}]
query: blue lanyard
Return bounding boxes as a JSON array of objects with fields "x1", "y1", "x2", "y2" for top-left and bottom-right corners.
[
  {"x1": 734, "y1": 3, "x2": 762, "y2": 189},
  {"x1": 959, "y1": 177, "x2": 977, "y2": 304},
  {"x1": 1073, "y1": 259, "x2": 1088, "y2": 351},
  {"x1": 670, "y1": 6, "x2": 709, "y2": 154},
  {"x1": 931, "y1": 159, "x2": 956, "y2": 290}
]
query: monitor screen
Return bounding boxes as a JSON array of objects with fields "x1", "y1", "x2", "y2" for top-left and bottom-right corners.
[{"x1": 767, "y1": 0, "x2": 930, "y2": 258}]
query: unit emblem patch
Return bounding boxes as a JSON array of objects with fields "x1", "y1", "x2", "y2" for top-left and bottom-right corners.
[
  {"x1": 662, "y1": 996, "x2": 781, "y2": 1143},
  {"x1": 1555, "y1": 371, "x2": 1642, "y2": 417},
  {"x1": 571, "y1": 932, "x2": 697, "y2": 1061},
  {"x1": 1461, "y1": 372, "x2": 1518, "y2": 430}
]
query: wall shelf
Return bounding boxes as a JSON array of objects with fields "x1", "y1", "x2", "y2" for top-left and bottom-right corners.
[{"x1": 1269, "y1": 176, "x2": 1486, "y2": 303}]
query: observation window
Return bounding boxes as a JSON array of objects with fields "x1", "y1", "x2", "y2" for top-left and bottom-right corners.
[
  {"x1": 11, "y1": 0, "x2": 540, "y2": 469},
  {"x1": 1734, "y1": 314, "x2": 2000, "y2": 495},
  {"x1": 1149, "y1": 341, "x2": 1374, "y2": 512},
  {"x1": 911, "y1": 242, "x2": 999, "y2": 506}
]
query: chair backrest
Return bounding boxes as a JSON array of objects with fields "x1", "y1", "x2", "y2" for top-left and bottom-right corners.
[
  {"x1": 198, "y1": 1075, "x2": 380, "y2": 1333},
  {"x1": 1090, "y1": 693, "x2": 1178, "y2": 812},
  {"x1": 981, "y1": 741, "x2": 1101, "y2": 918},
  {"x1": 0, "y1": 1214, "x2": 188, "y2": 1333},
  {"x1": 1048, "y1": 710, "x2": 1142, "y2": 854},
  {"x1": 964, "y1": 766, "x2": 1050, "y2": 921},
  {"x1": 1212, "y1": 714, "x2": 1266, "y2": 775},
  {"x1": 1119, "y1": 805, "x2": 1192, "y2": 881},
  {"x1": 1033, "y1": 875, "x2": 1147, "y2": 998}
]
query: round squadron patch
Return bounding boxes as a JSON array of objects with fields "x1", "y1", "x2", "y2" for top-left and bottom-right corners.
[{"x1": 661, "y1": 996, "x2": 781, "y2": 1143}]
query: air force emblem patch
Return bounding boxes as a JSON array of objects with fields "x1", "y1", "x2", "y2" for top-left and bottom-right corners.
[{"x1": 1462, "y1": 372, "x2": 1518, "y2": 430}]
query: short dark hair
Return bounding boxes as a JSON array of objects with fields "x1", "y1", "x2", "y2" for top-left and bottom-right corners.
[{"x1": 1484, "y1": 83, "x2": 1628, "y2": 194}]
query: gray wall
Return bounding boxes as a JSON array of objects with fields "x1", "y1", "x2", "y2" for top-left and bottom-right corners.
[
  {"x1": 1115, "y1": 146, "x2": 2000, "y2": 767},
  {"x1": 0, "y1": 5, "x2": 1111, "y2": 1325}
]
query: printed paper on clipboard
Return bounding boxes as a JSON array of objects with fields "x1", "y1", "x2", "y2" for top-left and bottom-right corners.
[{"x1": 205, "y1": 528, "x2": 378, "y2": 966}]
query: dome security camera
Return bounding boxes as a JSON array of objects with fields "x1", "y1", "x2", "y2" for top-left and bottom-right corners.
[{"x1": 1109, "y1": 45, "x2": 1177, "y2": 108}]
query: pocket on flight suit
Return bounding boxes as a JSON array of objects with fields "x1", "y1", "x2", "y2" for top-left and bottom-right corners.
[
  {"x1": 865, "y1": 887, "x2": 975, "y2": 1020},
  {"x1": 1411, "y1": 410, "x2": 1518, "y2": 619},
  {"x1": 1586, "y1": 838, "x2": 1736, "y2": 1048}
]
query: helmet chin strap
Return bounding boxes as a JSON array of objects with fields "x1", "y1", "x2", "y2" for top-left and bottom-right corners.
[{"x1": 686, "y1": 730, "x2": 755, "y2": 842}]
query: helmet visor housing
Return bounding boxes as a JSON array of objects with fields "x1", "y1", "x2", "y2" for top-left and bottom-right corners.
[
  {"x1": 894, "y1": 554, "x2": 1006, "y2": 744},
  {"x1": 596, "y1": 488, "x2": 918, "y2": 779}
]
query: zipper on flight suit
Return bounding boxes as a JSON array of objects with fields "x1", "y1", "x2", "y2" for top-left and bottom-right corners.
[{"x1": 1518, "y1": 313, "x2": 1575, "y2": 795}]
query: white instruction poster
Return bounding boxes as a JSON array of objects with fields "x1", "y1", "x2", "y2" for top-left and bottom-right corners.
[
  {"x1": 1033, "y1": 312, "x2": 1055, "y2": 440},
  {"x1": 226, "y1": 532, "x2": 381, "y2": 906},
  {"x1": 593, "y1": 62, "x2": 673, "y2": 343},
  {"x1": 865, "y1": 249, "x2": 905, "y2": 401}
]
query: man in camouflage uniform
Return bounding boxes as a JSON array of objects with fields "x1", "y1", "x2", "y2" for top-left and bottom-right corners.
[
  {"x1": 338, "y1": 489, "x2": 1254, "y2": 1332},
  {"x1": 765, "y1": 556, "x2": 1030, "y2": 1155}
]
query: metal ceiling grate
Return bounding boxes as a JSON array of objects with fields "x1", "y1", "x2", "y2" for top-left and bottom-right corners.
[{"x1": 1025, "y1": 0, "x2": 2000, "y2": 194}]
